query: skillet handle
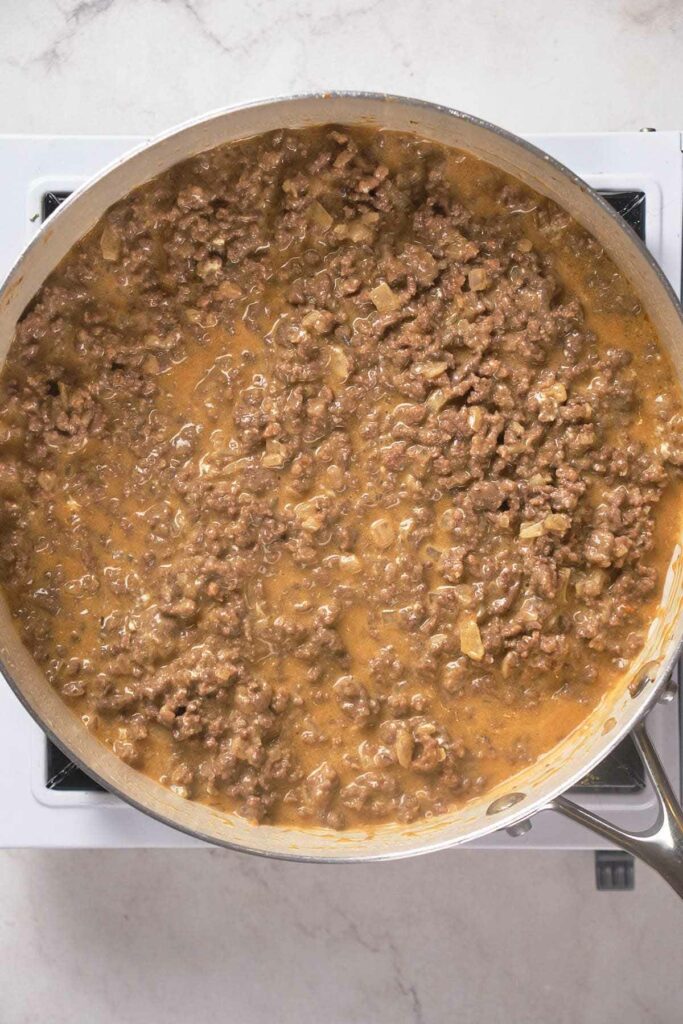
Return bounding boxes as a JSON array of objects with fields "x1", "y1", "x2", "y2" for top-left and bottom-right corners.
[{"x1": 550, "y1": 721, "x2": 683, "y2": 899}]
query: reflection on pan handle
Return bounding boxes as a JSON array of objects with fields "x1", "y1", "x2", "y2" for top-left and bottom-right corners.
[{"x1": 550, "y1": 722, "x2": 683, "y2": 899}]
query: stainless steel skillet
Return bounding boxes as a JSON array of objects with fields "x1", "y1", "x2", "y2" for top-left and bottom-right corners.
[{"x1": 0, "y1": 93, "x2": 682, "y2": 892}]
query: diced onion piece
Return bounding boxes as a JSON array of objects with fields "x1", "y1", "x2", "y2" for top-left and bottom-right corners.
[
  {"x1": 345, "y1": 220, "x2": 374, "y2": 243},
  {"x1": 142, "y1": 354, "x2": 160, "y2": 375},
  {"x1": 395, "y1": 729, "x2": 414, "y2": 768},
  {"x1": 99, "y1": 224, "x2": 120, "y2": 262},
  {"x1": 501, "y1": 651, "x2": 517, "y2": 679},
  {"x1": 414, "y1": 361, "x2": 448, "y2": 379},
  {"x1": 575, "y1": 568, "x2": 606, "y2": 599},
  {"x1": 262, "y1": 441, "x2": 287, "y2": 468},
  {"x1": 454, "y1": 584, "x2": 475, "y2": 607},
  {"x1": 467, "y1": 268, "x2": 489, "y2": 291},
  {"x1": 369, "y1": 282, "x2": 401, "y2": 312},
  {"x1": 294, "y1": 498, "x2": 326, "y2": 532},
  {"x1": 427, "y1": 388, "x2": 450, "y2": 413},
  {"x1": 545, "y1": 383, "x2": 568, "y2": 403},
  {"x1": 37, "y1": 473, "x2": 53, "y2": 494},
  {"x1": 558, "y1": 568, "x2": 571, "y2": 602},
  {"x1": 217, "y1": 280, "x2": 243, "y2": 300},
  {"x1": 219, "y1": 457, "x2": 250, "y2": 476},
  {"x1": 381, "y1": 608, "x2": 398, "y2": 620},
  {"x1": 449, "y1": 470, "x2": 471, "y2": 487},
  {"x1": 339, "y1": 554, "x2": 362, "y2": 574},
  {"x1": 460, "y1": 616, "x2": 484, "y2": 661},
  {"x1": 309, "y1": 200, "x2": 333, "y2": 231},
  {"x1": 370, "y1": 517, "x2": 394, "y2": 549},
  {"x1": 508, "y1": 265, "x2": 525, "y2": 286},
  {"x1": 467, "y1": 406, "x2": 484, "y2": 431},
  {"x1": 519, "y1": 520, "x2": 545, "y2": 539},
  {"x1": 196, "y1": 257, "x2": 222, "y2": 281},
  {"x1": 544, "y1": 513, "x2": 570, "y2": 534},
  {"x1": 328, "y1": 346, "x2": 350, "y2": 381},
  {"x1": 301, "y1": 309, "x2": 334, "y2": 335},
  {"x1": 325, "y1": 464, "x2": 344, "y2": 490}
]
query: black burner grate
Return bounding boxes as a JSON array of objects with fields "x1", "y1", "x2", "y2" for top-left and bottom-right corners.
[
  {"x1": 601, "y1": 190, "x2": 646, "y2": 239},
  {"x1": 41, "y1": 186, "x2": 648, "y2": 795},
  {"x1": 41, "y1": 190, "x2": 71, "y2": 220},
  {"x1": 46, "y1": 739, "x2": 102, "y2": 791}
]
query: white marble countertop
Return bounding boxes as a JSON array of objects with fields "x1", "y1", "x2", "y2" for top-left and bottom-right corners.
[
  {"x1": 1, "y1": 848, "x2": 681, "y2": 1023},
  {"x1": 1, "y1": 2, "x2": 682, "y2": 1022},
  {"x1": 1, "y1": 0, "x2": 682, "y2": 138}
]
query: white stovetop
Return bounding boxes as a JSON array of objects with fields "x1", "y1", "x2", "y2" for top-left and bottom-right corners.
[{"x1": 1, "y1": 4, "x2": 683, "y2": 1023}]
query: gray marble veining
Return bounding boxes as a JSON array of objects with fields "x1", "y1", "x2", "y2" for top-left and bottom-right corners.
[
  {"x1": 1, "y1": 848, "x2": 681, "y2": 1023},
  {"x1": 1, "y1": 0, "x2": 682, "y2": 137}
]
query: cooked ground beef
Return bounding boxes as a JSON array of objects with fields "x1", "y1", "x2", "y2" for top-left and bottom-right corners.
[{"x1": 0, "y1": 125, "x2": 681, "y2": 829}]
